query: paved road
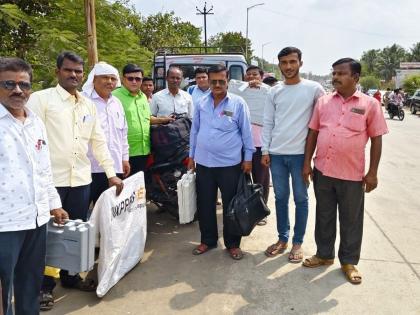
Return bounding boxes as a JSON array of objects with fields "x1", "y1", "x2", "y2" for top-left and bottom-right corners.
[{"x1": 49, "y1": 109, "x2": 420, "y2": 315}]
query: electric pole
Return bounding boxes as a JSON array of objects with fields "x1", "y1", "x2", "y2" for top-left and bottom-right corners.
[{"x1": 196, "y1": 2, "x2": 214, "y2": 53}]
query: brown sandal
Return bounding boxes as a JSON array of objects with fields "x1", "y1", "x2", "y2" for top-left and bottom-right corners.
[
  {"x1": 302, "y1": 255, "x2": 334, "y2": 268},
  {"x1": 192, "y1": 243, "x2": 216, "y2": 255},
  {"x1": 341, "y1": 264, "x2": 362, "y2": 284},
  {"x1": 288, "y1": 248, "x2": 304, "y2": 263},
  {"x1": 228, "y1": 248, "x2": 244, "y2": 260},
  {"x1": 265, "y1": 241, "x2": 288, "y2": 257}
]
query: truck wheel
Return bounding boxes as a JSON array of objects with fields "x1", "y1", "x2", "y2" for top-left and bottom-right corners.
[{"x1": 411, "y1": 105, "x2": 417, "y2": 114}]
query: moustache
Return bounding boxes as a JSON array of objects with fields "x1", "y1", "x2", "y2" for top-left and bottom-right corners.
[
  {"x1": 332, "y1": 80, "x2": 341, "y2": 85},
  {"x1": 10, "y1": 93, "x2": 24, "y2": 98}
]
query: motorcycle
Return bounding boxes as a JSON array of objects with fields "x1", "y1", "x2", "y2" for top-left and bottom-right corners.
[{"x1": 387, "y1": 102, "x2": 405, "y2": 121}]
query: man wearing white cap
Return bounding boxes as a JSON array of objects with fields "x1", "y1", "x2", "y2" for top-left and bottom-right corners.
[{"x1": 82, "y1": 62, "x2": 130, "y2": 204}]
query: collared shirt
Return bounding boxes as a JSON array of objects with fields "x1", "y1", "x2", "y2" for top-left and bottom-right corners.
[
  {"x1": 308, "y1": 91, "x2": 388, "y2": 181},
  {"x1": 27, "y1": 84, "x2": 116, "y2": 187},
  {"x1": 150, "y1": 88, "x2": 194, "y2": 118},
  {"x1": 84, "y1": 90, "x2": 129, "y2": 174},
  {"x1": 188, "y1": 85, "x2": 211, "y2": 106},
  {"x1": 189, "y1": 92, "x2": 255, "y2": 167},
  {"x1": 0, "y1": 104, "x2": 62, "y2": 232},
  {"x1": 112, "y1": 86, "x2": 151, "y2": 157}
]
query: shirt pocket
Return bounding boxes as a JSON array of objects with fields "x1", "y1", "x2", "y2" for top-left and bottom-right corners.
[
  {"x1": 342, "y1": 111, "x2": 366, "y2": 132},
  {"x1": 80, "y1": 120, "x2": 94, "y2": 139},
  {"x1": 215, "y1": 115, "x2": 237, "y2": 132}
]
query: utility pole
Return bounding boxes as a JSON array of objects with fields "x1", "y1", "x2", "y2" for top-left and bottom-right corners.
[
  {"x1": 196, "y1": 2, "x2": 214, "y2": 53},
  {"x1": 84, "y1": 0, "x2": 98, "y2": 68}
]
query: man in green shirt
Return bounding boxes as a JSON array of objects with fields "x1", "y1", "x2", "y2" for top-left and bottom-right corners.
[{"x1": 113, "y1": 64, "x2": 171, "y2": 175}]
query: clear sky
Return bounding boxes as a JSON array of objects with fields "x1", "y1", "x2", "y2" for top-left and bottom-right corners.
[{"x1": 132, "y1": 0, "x2": 419, "y2": 75}]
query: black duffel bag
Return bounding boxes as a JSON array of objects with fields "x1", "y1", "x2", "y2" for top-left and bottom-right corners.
[{"x1": 225, "y1": 173, "x2": 270, "y2": 236}]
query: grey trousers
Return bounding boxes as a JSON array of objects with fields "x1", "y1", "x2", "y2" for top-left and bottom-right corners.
[{"x1": 313, "y1": 168, "x2": 364, "y2": 265}]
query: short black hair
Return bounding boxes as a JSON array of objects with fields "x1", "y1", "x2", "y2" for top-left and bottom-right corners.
[
  {"x1": 142, "y1": 76, "x2": 153, "y2": 83},
  {"x1": 207, "y1": 64, "x2": 228, "y2": 77},
  {"x1": 123, "y1": 63, "x2": 144, "y2": 76},
  {"x1": 332, "y1": 58, "x2": 362, "y2": 76},
  {"x1": 194, "y1": 67, "x2": 208, "y2": 76},
  {"x1": 262, "y1": 76, "x2": 278, "y2": 86},
  {"x1": 166, "y1": 66, "x2": 183, "y2": 77},
  {"x1": 246, "y1": 65, "x2": 264, "y2": 77},
  {"x1": 278, "y1": 47, "x2": 302, "y2": 61},
  {"x1": 56, "y1": 51, "x2": 84, "y2": 69},
  {"x1": 0, "y1": 57, "x2": 33, "y2": 81}
]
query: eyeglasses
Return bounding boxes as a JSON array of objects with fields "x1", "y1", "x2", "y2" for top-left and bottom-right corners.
[
  {"x1": 0, "y1": 80, "x2": 32, "y2": 91},
  {"x1": 210, "y1": 80, "x2": 227, "y2": 86},
  {"x1": 125, "y1": 76, "x2": 142, "y2": 82}
]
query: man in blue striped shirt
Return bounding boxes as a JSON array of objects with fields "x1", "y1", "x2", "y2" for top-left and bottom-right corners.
[{"x1": 188, "y1": 64, "x2": 255, "y2": 260}]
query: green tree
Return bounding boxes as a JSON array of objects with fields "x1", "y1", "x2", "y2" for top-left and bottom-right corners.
[
  {"x1": 137, "y1": 12, "x2": 201, "y2": 52},
  {"x1": 409, "y1": 42, "x2": 420, "y2": 62},
  {"x1": 402, "y1": 74, "x2": 420, "y2": 95},
  {"x1": 377, "y1": 44, "x2": 408, "y2": 81},
  {"x1": 359, "y1": 75, "x2": 381, "y2": 90},
  {"x1": 208, "y1": 32, "x2": 252, "y2": 60},
  {"x1": 360, "y1": 49, "x2": 380, "y2": 76}
]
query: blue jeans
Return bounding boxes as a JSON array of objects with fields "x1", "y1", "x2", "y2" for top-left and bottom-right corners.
[{"x1": 270, "y1": 154, "x2": 308, "y2": 244}]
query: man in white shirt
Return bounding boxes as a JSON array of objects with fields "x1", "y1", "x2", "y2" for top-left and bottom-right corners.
[
  {"x1": 0, "y1": 57, "x2": 68, "y2": 315},
  {"x1": 150, "y1": 66, "x2": 194, "y2": 122},
  {"x1": 262, "y1": 47, "x2": 325, "y2": 263}
]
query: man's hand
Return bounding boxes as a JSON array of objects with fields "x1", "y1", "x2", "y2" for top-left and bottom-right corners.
[
  {"x1": 187, "y1": 157, "x2": 195, "y2": 171},
  {"x1": 261, "y1": 154, "x2": 270, "y2": 167},
  {"x1": 122, "y1": 160, "x2": 131, "y2": 178},
  {"x1": 108, "y1": 176, "x2": 124, "y2": 196},
  {"x1": 302, "y1": 161, "x2": 313, "y2": 187},
  {"x1": 242, "y1": 161, "x2": 252, "y2": 174},
  {"x1": 50, "y1": 208, "x2": 69, "y2": 225},
  {"x1": 363, "y1": 171, "x2": 378, "y2": 193},
  {"x1": 248, "y1": 80, "x2": 262, "y2": 89}
]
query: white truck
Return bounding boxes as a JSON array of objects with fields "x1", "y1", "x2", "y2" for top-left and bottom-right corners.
[{"x1": 152, "y1": 48, "x2": 248, "y2": 91}]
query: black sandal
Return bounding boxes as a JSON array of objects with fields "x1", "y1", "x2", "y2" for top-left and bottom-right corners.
[
  {"x1": 62, "y1": 277, "x2": 97, "y2": 292},
  {"x1": 40, "y1": 291, "x2": 54, "y2": 311}
]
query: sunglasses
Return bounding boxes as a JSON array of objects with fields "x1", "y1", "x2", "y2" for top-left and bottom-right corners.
[
  {"x1": 210, "y1": 79, "x2": 227, "y2": 86},
  {"x1": 0, "y1": 80, "x2": 32, "y2": 91},
  {"x1": 125, "y1": 76, "x2": 142, "y2": 82}
]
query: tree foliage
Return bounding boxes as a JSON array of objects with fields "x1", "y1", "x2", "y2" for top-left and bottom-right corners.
[
  {"x1": 359, "y1": 75, "x2": 381, "y2": 90},
  {"x1": 402, "y1": 74, "x2": 420, "y2": 95},
  {"x1": 208, "y1": 32, "x2": 252, "y2": 60}
]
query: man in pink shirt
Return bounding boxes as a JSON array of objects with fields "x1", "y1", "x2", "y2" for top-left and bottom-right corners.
[{"x1": 302, "y1": 58, "x2": 388, "y2": 284}]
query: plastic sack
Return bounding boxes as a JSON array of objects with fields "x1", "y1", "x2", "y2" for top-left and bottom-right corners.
[
  {"x1": 177, "y1": 170, "x2": 197, "y2": 224},
  {"x1": 225, "y1": 173, "x2": 270, "y2": 236},
  {"x1": 90, "y1": 171, "x2": 147, "y2": 297}
]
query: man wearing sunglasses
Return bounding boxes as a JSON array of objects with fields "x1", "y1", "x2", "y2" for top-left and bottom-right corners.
[
  {"x1": 188, "y1": 64, "x2": 255, "y2": 261},
  {"x1": 27, "y1": 51, "x2": 123, "y2": 310},
  {"x1": 0, "y1": 57, "x2": 68, "y2": 315},
  {"x1": 113, "y1": 64, "x2": 171, "y2": 175}
]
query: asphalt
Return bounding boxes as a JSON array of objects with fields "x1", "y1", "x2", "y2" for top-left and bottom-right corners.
[{"x1": 48, "y1": 108, "x2": 420, "y2": 315}]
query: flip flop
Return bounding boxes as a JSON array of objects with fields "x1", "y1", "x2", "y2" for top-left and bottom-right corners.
[
  {"x1": 192, "y1": 243, "x2": 216, "y2": 255},
  {"x1": 227, "y1": 247, "x2": 244, "y2": 260},
  {"x1": 288, "y1": 248, "x2": 303, "y2": 263},
  {"x1": 39, "y1": 291, "x2": 54, "y2": 311},
  {"x1": 341, "y1": 264, "x2": 362, "y2": 284},
  {"x1": 265, "y1": 242, "x2": 288, "y2": 257},
  {"x1": 257, "y1": 217, "x2": 267, "y2": 226}
]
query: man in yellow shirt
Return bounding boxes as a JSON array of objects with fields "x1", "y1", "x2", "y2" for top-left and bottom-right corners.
[{"x1": 27, "y1": 51, "x2": 123, "y2": 310}]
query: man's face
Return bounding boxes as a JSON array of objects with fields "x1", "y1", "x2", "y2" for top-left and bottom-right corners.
[
  {"x1": 278, "y1": 53, "x2": 302, "y2": 80},
  {"x1": 93, "y1": 74, "x2": 118, "y2": 98},
  {"x1": 141, "y1": 80, "x2": 154, "y2": 96},
  {"x1": 245, "y1": 69, "x2": 262, "y2": 82},
  {"x1": 122, "y1": 71, "x2": 143, "y2": 94},
  {"x1": 0, "y1": 71, "x2": 31, "y2": 112},
  {"x1": 332, "y1": 63, "x2": 358, "y2": 92},
  {"x1": 56, "y1": 58, "x2": 84, "y2": 91},
  {"x1": 195, "y1": 72, "x2": 209, "y2": 90},
  {"x1": 167, "y1": 69, "x2": 183, "y2": 90},
  {"x1": 209, "y1": 71, "x2": 228, "y2": 98}
]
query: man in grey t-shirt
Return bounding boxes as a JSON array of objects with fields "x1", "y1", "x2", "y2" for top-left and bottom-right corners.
[{"x1": 261, "y1": 47, "x2": 325, "y2": 262}]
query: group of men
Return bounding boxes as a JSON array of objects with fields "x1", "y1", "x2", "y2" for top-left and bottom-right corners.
[{"x1": 0, "y1": 45, "x2": 388, "y2": 315}]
